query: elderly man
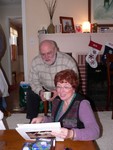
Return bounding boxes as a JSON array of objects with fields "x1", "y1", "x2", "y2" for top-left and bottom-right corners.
[{"x1": 26, "y1": 40, "x2": 79, "y2": 121}]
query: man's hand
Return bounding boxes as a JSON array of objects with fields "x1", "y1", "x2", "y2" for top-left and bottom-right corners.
[
  {"x1": 39, "y1": 90, "x2": 46, "y2": 101},
  {"x1": 49, "y1": 90, "x2": 58, "y2": 101},
  {"x1": 39, "y1": 89, "x2": 58, "y2": 101}
]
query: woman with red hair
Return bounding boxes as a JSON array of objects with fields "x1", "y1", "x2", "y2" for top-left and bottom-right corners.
[{"x1": 31, "y1": 69, "x2": 100, "y2": 141}]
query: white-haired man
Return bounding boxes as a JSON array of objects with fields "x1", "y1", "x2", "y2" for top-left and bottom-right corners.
[{"x1": 26, "y1": 40, "x2": 79, "y2": 121}]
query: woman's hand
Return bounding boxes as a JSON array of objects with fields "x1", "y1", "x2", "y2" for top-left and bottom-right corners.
[
  {"x1": 51, "y1": 128, "x2": 74, "y2": 139},
  {"x1": 31, "y1": 116, "x2": 44, "y2": 124}
]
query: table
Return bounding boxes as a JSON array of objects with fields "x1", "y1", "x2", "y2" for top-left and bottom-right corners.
[{"x1": 0, "y1": 130, "x2": 97, "y2": 150}]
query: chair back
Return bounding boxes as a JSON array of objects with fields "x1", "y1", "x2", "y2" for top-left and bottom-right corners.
[{"x1": 106, "y1": 54, "x2": 113, "y2": 86}]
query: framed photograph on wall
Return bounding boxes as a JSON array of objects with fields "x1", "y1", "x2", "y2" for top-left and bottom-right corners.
[
  {"x1": 59, "y1": 16, "x2": 75, "y2": 33},
  {"x1": 88, "y1": 0, "x2": 113, "y2": 24}
]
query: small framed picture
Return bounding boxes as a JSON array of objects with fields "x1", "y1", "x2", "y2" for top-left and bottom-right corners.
[
  {"x1": 97, "y1": 24, "x2": 113, "y2": 33},
  {"x1": 59, "y1": 16, "x2": 75, "y2": 33}
]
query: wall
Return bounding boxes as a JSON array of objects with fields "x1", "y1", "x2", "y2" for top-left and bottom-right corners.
[
  {"x1": 22, "y1": 0, "x2": 88, "y2": 82},
  {"x1": 0, "y1": 4, "x2": 22, "y2": 84},
  {"x1": 0, "y1": 0, "x2": 89, "y2": 83}
]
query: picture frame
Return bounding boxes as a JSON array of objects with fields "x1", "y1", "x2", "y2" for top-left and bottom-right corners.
[
  {"x1": 88, "y1": 0, "x2": 113, "y2": 24},
  {"x1": 97, "y1": 24, "x2": 113, "y2": 33},
  {"x1": 59, "y1": 16, "x2": 75, "y2": 33},
  {"x1": 16, "y1": 122, "x2": 63, "y2": 141}
]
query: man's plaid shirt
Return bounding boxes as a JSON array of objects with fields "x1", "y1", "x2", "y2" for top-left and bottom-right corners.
[{"x1": 29, "y1": 51, "x2": 78, "y2": 94}]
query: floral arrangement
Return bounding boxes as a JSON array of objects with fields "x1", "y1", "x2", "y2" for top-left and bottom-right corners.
[{"x1": 43, "y1": 0, "x2": 57, "y2": 20}]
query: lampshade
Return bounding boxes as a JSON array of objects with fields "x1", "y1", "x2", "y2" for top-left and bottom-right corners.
[{"x1": 82, "y1": 21, "x2": 91, "y2": 33}]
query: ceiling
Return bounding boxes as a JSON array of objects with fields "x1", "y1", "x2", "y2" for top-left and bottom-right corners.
[{"x1": 0, "y1": 0, "x2": 21, "y2": 5}]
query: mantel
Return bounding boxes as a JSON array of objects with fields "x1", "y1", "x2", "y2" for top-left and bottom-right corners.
[{"x1": 39, "y1": 33, "x2": 113, "y2": 61}]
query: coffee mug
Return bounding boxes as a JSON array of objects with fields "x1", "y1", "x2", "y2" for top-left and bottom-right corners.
[{"x1": 44, "y1": 91, "x2": 51, "y2": 100}]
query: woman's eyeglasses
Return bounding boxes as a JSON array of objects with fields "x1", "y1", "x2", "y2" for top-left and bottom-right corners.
[{"x1": 56, "y1": 86, "x2": 72, "y2": 90}]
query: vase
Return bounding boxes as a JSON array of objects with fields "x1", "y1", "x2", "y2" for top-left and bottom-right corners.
[{"x1": 47, "y1": 20, "x2": 55, "y2": 34}]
